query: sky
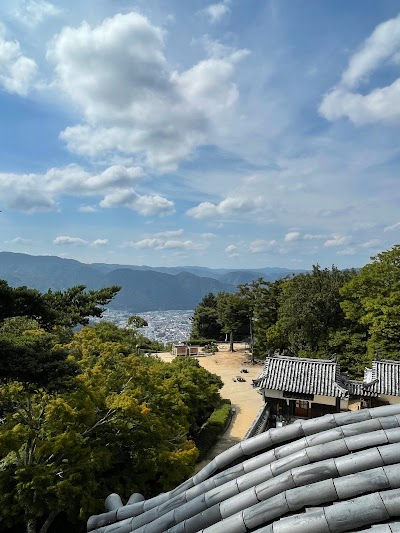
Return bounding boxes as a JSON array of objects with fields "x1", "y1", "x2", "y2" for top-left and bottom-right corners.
[{"x1": 1, "y1": 0, "x2": 400, "y2": 270}]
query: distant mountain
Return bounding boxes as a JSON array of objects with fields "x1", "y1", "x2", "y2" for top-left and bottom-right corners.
[
  {"x1": 105, "y1": 269, "x2": 235, "y2": 312},
  {"x1": 0, "y1": 252, "x2": 304, "y2": 312},
  {"x1": 0, "y1": 252, "x2": 104, "y2": 292},
  {"x1": 91, "y1": 262, "x2": 304, "y2": 281}
]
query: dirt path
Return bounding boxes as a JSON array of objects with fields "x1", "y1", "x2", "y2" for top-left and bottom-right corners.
[{"x1": 158, "y1": 342, "x2": 264, "y2": 439}]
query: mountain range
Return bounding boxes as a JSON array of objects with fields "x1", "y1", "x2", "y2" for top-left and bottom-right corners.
[{"x1": 0, "y1": 252, "x2": 304, "y2": 312}]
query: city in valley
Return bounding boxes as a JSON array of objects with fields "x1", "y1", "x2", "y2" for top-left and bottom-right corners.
[{"x1": 95, "y1": 308, "x2": 194, "y2": 345}]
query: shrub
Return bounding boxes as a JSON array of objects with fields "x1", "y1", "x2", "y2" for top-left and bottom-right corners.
[{"x1": 194, "y1": 400, "x2": 232, "y2": 460}]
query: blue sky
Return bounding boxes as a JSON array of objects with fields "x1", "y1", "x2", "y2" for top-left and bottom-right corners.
[{"x1": 1, "y1": 0, "x2": 400, "y2": 269}]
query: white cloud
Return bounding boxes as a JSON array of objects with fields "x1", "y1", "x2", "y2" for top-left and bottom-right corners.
[
  {"x1": 47, "y1": 12, "x2": 247, "y2": 170},
  {"x1": 100, "y1": 190, "x2": 174, "y2": 216},
  {"x1": 91, "y1": 239, "x2": 108, "y2": 247},
  {"x1": 53, "y1": 235, "x2": 87, "y2": 246},
  {"x1": 384, "y1": 221, "x2": 400, "y2": 232},
  {"x1": 359, "y1": 239, "x2": 380, "y2": 248},
  {"x1": 203, "y1": 1, "x2": 230, "y2": 23},
  {"x1": 0, "y1": 164, "x2": 172, "y2": 216},
  {"x1": 336, "y1": 247, "x2": 357, "y2": 256},
  {"x1": 14, "y1": 0, "x2": 61, "y2": 26},
  {"x1": 79, "y1": 205, "x2": 97, "y2": 213},
  {"x1": 202, "y1": 232, "x2": 216, "y2": 239},
  {"x1": 154, "y1": 229, "x2": 184, "y2": 238},
  {"x1": 6, "y1": 237, "x2": 33, "y2": 245},
  {"x1": 284, "y1": 231, "x2": 300, "y2": 242},
  {"x1": 320, "y1": 14, "x2": 400, "y2": 124},
  {"x1": 323, "y1": 235, "x2": 350, "y2": 247},
  {"x1": 225, "y1": 244, "x2": 238, "y2": 255},
  {"x1": 249, "y1": 240, "x2": 280, "y2": 253},
  {"x1": 187, "y1": 195, "x2": 264, "y2": 220},
  {"x1": 0, "y1": 31, "x2": 37, "y2": 95},
  {"x1": 128, "y1": 238, "x2": 206, "y2": 251},
  {"x1": 341, "y1": 15, "x2": 400, "y2": 89},
  {"x1": 303, "y1": 233, "x2": 326, "y2": 240}
]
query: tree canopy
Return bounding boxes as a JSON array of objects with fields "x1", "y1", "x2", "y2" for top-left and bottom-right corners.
[{"x1": 0, "y1": 281, "x2": 223, "y2": 533}]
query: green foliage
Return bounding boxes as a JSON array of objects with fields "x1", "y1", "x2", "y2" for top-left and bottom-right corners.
[
  {"x1": 41, "y1": 285, "x2": 121, "y2": 330},
  {"x1": 191, "y1": 293, "x2": 223, "y2": 341},
  {"x1": 271, "y1": 266, "x2": 356, "y2": 355},
  {"x1": 340, "y1": 244, "x2": 400, "y2": 360},
  {"x1": 127, "y1": 315, "x2": 148, "y2": 328},
  {"x1": 203, "y1": 342, "x2": 218, "y2": 354},
  {"x1": 0, "y1": 319, "x2": 223, "y2": 532},
  {"x1": 239, "y1": 278, "x2": 284, "y2": 358},
  {"x1": 0, "y1": 317, "x2": 78, "y2": 390},
  {"x1": 0, "y1": 280, "x2": 121, "y2": 331},
  {"x1": 216, "y1": 292, "x2": 249, "y2": 351},
  {"x1": 193, "y1": 400, "x2": 231, "y2": 460}
]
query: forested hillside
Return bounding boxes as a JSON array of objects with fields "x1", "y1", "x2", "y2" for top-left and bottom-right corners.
[
  {"x1": 191, "y1": 245, "x2": 400, "y2": 379},
  {"x1": 0, "y1": 252, "x2": 302, "y2": 312}
]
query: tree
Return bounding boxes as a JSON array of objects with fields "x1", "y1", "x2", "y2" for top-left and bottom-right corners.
[
  {"x1": 41, "y1": 285, "x2": 121, "y2": 330},
  {"x1": 191, "y1": 293, "x2": 223, "y2": 341},
  {"x1": 340, "y1": 245, "x2": 400, "y2": 360},
  {"x1": 270, "y1": 266, "x2": 356, "y2": 356},
  {"x1": 216, "y1": 292, "x2": 249, "y2": 352},
  {"x1": 238, "y1": 278, "x2": 283, "y2": 358},
  {"x1": 127, "y1": 315, "x2": 148, "y2": 328},
  {"x1": 0, "y1": 317, "x2": 77, "y2": 390},
  {"x1": 0, "y1": 280, "x2": 121, "y2": 331},
  {"x1": 0, "y1": 323, "x2": 223, "y2": 532}
]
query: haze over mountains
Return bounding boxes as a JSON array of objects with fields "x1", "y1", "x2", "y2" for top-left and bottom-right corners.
[{"x1": 0, "y1": 252, "x2": 303, "y2": 312}]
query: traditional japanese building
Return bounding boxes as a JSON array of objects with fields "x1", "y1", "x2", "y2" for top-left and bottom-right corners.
[
  {"x1": 348, "y1": 359, "x2": 400, "y2": 406},
  {"x1": 252, "y1": 355, "x2": 400, "y2": 420},
  {"x1": 252, "y1": 355, "x2": 350, "y2": 418}
]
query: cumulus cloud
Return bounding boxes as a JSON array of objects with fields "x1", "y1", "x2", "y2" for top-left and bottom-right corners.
[
  {"x1": 225, "y1": 244, "x2": 238, "y2": 255},
  {"x1": 203, "y1": 1, "x2": 231, "y2": 23},
  {"x1": 323, "y1": 235, "x2": 350, "y2": 247},
  {"x1": 53, "y1": 235, "x2": 87, "y2": 246},
  {"x1": 91, "y1": 239, "x2": 108, "y2": 247},
  {"x1": 320, "y1": 14, "x2": 400, "y2": 124},
  {"x1": 126, "y1": 238, "x2": 206, "y2": 251},
  {"x1": 284, "y1": 231, "x2": 300, "y2": 242},
  {"x1": 47, "y1": 12, "x2": 247, "y2": 170},
  {"x1": 0, "y1": 31, "x2": 37, "y2": 95},
  {"x1": 100, "y1": 189, "x2": 174, "y2": 216},
  {"x1": 0, "y1": 164, "x2": 172, "y2": 216},
  {"x1": 14, "y1": 0, "x2": 61, "y2": 26},
  {"x1": 187, "y1": 195, "x2": 264, "y2": 220},
  {"x1": 249, "y1": 240, "x2": 280, "y2": 253}
]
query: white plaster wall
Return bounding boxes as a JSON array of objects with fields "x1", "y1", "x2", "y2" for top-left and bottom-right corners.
[
  {"x1": 264, "y1": 389, "x2": 284, "y2": 399},
  {"x1": 380, "y1": 394, "x2": 400, "y2": 404},
  {"x1": 314, "y1": 394, "x2": 336, "y2": 406}
]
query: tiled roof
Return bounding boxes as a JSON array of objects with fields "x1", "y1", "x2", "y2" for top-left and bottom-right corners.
[
  {"x1": 365, "y1": 359, "x2": 400, "y2": 396},
  {"x1": 347, "y1": 360, "x2": 400, "y2": 398},
  {"x1": 87, "y1": 404, "x2": 400, "y2": 533},
  {"x1": 252, "y1": 355, "x2": 349, "y2": 398}
]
